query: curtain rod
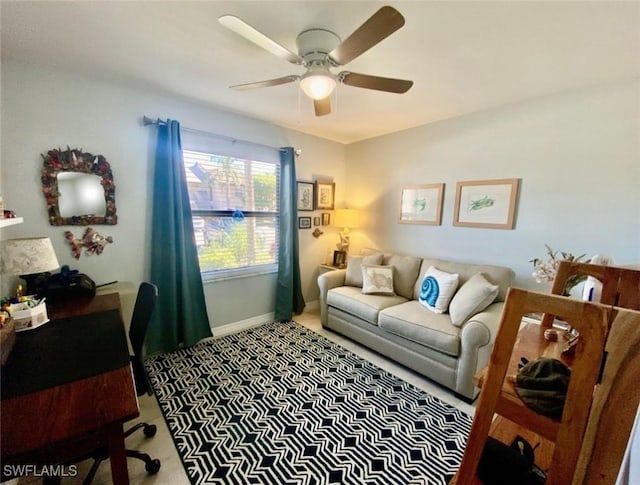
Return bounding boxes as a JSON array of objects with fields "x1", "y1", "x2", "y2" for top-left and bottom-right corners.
[{"x1": 142, "y1": 116, "x2": 298, "y2": 154}]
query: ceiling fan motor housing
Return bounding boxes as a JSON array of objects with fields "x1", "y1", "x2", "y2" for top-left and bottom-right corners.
[{"x1": 296, "y1": 29, "x2": 340, "y2": 66}]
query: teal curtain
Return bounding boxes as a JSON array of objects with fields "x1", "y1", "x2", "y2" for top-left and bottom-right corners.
[
  {"x1": 274, "y1": 147, "x2": 305, "y2": 321},
  {"x1": 147, "y1": 119, "x2": 212, "y2": 353}
]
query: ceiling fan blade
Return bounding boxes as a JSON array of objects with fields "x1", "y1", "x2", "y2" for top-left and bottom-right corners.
[
  {"x1": 219, "y1": 15, "x2": 302, "y2": 64},
  {"x1": 231, "y1": 75, "x2": 300, "y2": 91},
  {"x1": 314, "y1": 97, "x2": 331, "y2": 116},
  {"x1": 328, "y1": 6, "x2": 405, "y2": 66},
  {"x1": 339, "y1": 72, "x2": 413, "y2": 94}
]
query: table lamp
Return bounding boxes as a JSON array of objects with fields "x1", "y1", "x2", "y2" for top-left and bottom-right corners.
[
  {"x1": 1, "y1": 237, "x2": 60, "y2": 296},
  {"x1": 334, "y1": 209, "x2": 359, "y2": 253}
]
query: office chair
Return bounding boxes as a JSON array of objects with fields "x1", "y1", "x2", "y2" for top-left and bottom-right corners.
[{"x1": 82, "y1": 282, "x2": 161, "y2": 484}]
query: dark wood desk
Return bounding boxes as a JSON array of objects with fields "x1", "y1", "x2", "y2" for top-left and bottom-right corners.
[{"x1": 0, "y1": 293, "x2": 139, "y2": 484}]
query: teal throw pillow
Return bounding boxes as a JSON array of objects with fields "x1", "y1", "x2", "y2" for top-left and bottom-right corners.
[{"x1": 419, "y1": 266, "x2": 459, "y2": 313}]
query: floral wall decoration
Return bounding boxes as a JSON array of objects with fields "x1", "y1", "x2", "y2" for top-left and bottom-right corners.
[
  {"x1": 41, "y1": 146, "x2": 117, "y2": 225},
  {"x1": 64, "y1": 227, "x2": 114, "y2": 259}
]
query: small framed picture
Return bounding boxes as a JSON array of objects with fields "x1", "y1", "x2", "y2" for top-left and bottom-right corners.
[
  {"x1": 315, "y1": 181, "x2": 335, "y2": 210},
  {"x1": 298, "y1": 216, "x2": 312, "y2": 229},
  {"x1": 313, "y1": 217, "x2": 321, "y2": 226},
  {"x1": 297, "y1": 181, "x2": 314, "y2": 211},
  {"x1": 321, "y1": 213, "x2": 331, "y2": 225},
  {"x1": 333, "y1": 250, "x2": 347, "y2": 268}
]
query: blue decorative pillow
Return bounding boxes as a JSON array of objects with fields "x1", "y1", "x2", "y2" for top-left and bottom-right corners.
[{"x1": 419, "y1": 266, "x2": 459, "y2": 313}]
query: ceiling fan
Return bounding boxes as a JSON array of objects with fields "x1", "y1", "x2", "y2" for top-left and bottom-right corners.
[{"x1": 218, "y1": 6, "x2": 413, "y2": 117}]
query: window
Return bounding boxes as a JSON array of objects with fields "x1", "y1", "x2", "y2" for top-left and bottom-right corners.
[{"x1": 183, "y1": 149, "x2": 279, "y2": 280}]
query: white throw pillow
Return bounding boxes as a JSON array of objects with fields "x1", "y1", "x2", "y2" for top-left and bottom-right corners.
[
  {"x1": 449, "y1": 273, "x2": 499, "y2": 326},
  {"x1": 418, "y1": 266, "x2": 459, "y2": 313},
  {"x1": 362, "y1": 265, "x2": 395, "y2": 295},
  {"x1": 345, "y1": 253, "x2": 384, "y2": 287}
]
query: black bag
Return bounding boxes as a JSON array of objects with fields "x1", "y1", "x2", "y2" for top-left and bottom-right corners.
[
  {"x1": 44, "y1": 266, "x2": 96, "y2": 301},
  {"x1": 477, "y1": 436, "x2": 545, "y2": 485}
]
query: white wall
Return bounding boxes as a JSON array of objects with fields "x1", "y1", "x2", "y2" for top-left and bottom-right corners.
[
  {"x1": 3, "y1": 59, "x2": 638, "y2": 325},
  {"x1": 0, "y1": 60, "x2": 346, "y2": 326},
  {"x1": 345, "y1": 79, "x2": 640, "y2": 289}
]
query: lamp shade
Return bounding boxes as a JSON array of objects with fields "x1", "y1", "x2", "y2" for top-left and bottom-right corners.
[
  {"x1": 1, "y1": 237, "x2": 60, "y2": 275},
  {"x1": 334, "y1": 209, "x2": 359, "y2": 229},
  {"x1": 300, "y1": 71, "x2": 337, "y2": 100}
]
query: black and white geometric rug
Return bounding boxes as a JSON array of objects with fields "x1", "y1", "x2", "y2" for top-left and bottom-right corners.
[{"x1": 145, "y1": 321, "x2": 471, "y2": 484}]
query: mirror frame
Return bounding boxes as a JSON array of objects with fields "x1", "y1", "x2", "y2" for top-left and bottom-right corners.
[{"x1": 41, "y1": 147, "x2": 117, "y2": 225}]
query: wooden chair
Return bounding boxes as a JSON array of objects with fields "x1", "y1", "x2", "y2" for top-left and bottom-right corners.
[
  {"x1": 541, "y1": 261, "x2": 640, "y2": 327},
  {"x1": 453, "y1": 263, "x2": 640, "y2": 484},
  {"x1": 453, "y1": 289, "x2": 610, "y2": 484}
]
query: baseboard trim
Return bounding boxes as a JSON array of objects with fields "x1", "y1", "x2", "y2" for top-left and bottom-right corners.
[{"x1": 210, "y1": 312, "x2": 274, "y2": 338}]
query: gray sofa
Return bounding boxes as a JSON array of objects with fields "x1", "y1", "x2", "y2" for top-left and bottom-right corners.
[{"x1": 318, "y1": 253, "x2": 514, "y2": 400}]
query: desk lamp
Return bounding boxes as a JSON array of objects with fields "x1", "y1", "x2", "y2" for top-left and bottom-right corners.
[
  {"x1": 1, "y1": 237, "x2": 60, "y2": 296},
  {"x1": 334, "y1": 209, "x2": 359, "y2": 254}
]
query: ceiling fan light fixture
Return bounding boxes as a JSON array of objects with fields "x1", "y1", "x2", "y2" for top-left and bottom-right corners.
[{"x1": 299, "y1": 71, "x2": 337, "y2": 100}]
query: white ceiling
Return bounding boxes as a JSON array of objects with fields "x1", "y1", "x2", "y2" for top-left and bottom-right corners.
[{"x1": 2, "y1": 1, "x2": 639, "y2": 144}]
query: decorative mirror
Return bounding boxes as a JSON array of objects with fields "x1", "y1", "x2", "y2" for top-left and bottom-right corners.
[{"x1": 41, "y1": 147, "x2": 117, "y2": 225}]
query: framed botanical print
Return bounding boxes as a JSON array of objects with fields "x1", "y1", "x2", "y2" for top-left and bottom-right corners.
[
  {"x1": 453, "y1": 178, "x2": 520, "y2": 229},
  {"x1": 315, "y1": 181, "x2": 335, "y2": 210},
  {"x1": 398, "y1": 183, "x2": 444, "y2": 225},
  {"x1": 296, "y1": 181, "x2": 314, "y2": 211}
]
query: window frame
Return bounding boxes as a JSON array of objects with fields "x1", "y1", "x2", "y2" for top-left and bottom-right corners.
[{"x1": 182, "y1": 149, "x2": 280, "y2": 282}]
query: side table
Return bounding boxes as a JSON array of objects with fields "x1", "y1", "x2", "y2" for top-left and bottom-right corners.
[{"x1": 318, "y1": 264, "x2": 344, "y2": 275}]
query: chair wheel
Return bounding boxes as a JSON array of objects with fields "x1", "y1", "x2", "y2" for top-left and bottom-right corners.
[
  {"x1": 145, "y1": 458, "x2": 161, "y2": 474},
  {"x1": 143, "y1": 424, "x2": 157, "y2": 437}
]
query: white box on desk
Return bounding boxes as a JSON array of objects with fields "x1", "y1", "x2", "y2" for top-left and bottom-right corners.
[{"x1": 10, "y1": 301, "x2": 49, "y2": 332}]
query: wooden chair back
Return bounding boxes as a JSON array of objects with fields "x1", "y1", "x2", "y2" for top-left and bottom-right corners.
[
  {"x1": 541, "y1": 261, "x2": 640, "y2": 327},
  {"x1": 455, "y1": 288, "x2": 609, "y2": 485}
]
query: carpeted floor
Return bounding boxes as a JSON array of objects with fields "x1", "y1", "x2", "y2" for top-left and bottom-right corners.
[{"x1": 145, "y1": 321, "x2": 471, "y2": 484}]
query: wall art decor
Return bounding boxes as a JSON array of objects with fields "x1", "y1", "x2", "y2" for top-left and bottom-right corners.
[
  {"x1": 298, "y1": 216, "x2": 312, "y2": 229},
  {"x1": 41, "y1": 147, "x2": 117, "y2": 226},
  {"x1": 321, "y1": 213, "x2": 331, "y2": 226},
  {"x1": 64, "y1": 227, "x2": 113, "y2": 259},
  {"x1": 312, "y1": 228, "x2": 323, "y2": 238},
  {"x1": 398, "y1": 183, "x2": 444, "y2": 225},
  {"x1": 313, "y1": 217, "x2": 321, "y2": 226},
  {"x1": 296, "y1": 181, "x2": 314, "y2": 211},
  {"x1": 315, "y1": 181, "x2": 335, "y2": 210},
  {"x1": 453, "y1": 178, "x2": 520, "y2": 229}
]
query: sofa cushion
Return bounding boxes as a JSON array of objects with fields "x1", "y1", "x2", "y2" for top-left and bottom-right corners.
[
  {"x1": 362, "y1": 265, "x2": 395, "y2": 295},
  {"x1": 418, "y1": 266, "x2": 459, "y2": 313},
  {"x1": 383, "y1": 254, "x2": 422, "y2": 299},
  {"x1": 327, "y1": 286, "x2": 408, "y2": 326},
  {"x1": 449, "y1": 273, "x2": 500, "y2": 326},
  {"x1": 345, "y1": 253, "x2": 384, "y2": 287},
  {"x1": 414, "y1": 258, "x2": 514, "y2": 302},
  {"x1": 379, "y1": 301, "x2": 461, "y2": 356}
]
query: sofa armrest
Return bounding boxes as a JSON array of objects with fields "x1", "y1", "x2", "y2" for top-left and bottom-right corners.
[
  {"x1": 317, "y1": 270, "x2": 346, "y2": 326},
  {"x1": 455, "y1": 302, "x2": 505, "y2": 398}
]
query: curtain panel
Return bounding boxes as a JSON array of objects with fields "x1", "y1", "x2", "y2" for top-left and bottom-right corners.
[
  {"x1": 147, "y1": 119, "x2": 212, "y2": 353},
  {"x1": 274, "y1": 147, "x2": 305, "y2": 321}
]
